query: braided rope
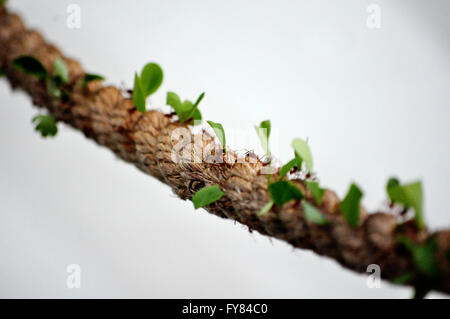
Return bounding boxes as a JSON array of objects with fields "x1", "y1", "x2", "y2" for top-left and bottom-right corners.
[{"x1": 0, "y1": 6, "x2": 448, "y2": 294}]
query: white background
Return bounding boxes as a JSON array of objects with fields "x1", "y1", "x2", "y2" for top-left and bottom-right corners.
[{"x1": 0, "y1": 0, "x2": 449, "y2": 298}]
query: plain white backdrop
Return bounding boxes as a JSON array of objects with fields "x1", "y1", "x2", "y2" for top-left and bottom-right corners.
[{"x1": 0, "y1": 0, "x2": 449, "y2": 298}]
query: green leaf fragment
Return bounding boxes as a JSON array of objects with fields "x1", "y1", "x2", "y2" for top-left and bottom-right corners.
[
  {"x1": 133, "y1": 72, "x2": 146, "y2": 113},
  {"x1": 140, "y1": 63, "x2": 163, "y2": 97},
  {"x1": 192, "y1": 185, "x2": 224, "y2": 209},
  {"x1": 167, "y1": 92, "x2": 204, "y2": 124},
  {"x1": 12, "y1": 56, "x2": 48, "y2": 79},
  {"x1": 258, "y1": 201, "x2": 274, "y2": 216},
  {"x1": 46, "y1": 77, "x2": 62, "y2": 98},
  {"x1": 167, "y1": 91, "x2": 182, "y2": 109},
  {"x1": 255, "y1": 120, "x2": 271, "y2": 156},
  {"x1": 302, "y1": 201, "x2": 328, "y2": 225},
  {"x1": 398, "y1": 237, "x2": 440, "y2": 278},
  {"x1": 291, "y1": 138, "x2": 313, "y2": 173},
  {"x1": 207, "y1": 121, "x2": 226, "y2": 153},
  {"x1": 32, "y1": 114, "x2": 58, "y2": 138},
  {"x1": 269, "y1": 180, "x2": 303, "y2": 207},
  {"x1": 386, "y1": 178, "x2": 424, "y2": 230},
  {"x1": 306, "y1": 181, "x2": 325, "y2": 205},
  {"x1": 80, "y1": 73, "x2": 104, "y2": 87},
  {"x1": 186, "y1": 92, "x2": 204, "y2": 123},
  {"x1": 340, "y1": 183, "x2": 363, "y2": 227},
  {"x1": 0, "y1": 69, "x2": 5, "y2": 77},
  {"x1": 53, "y1": 57, "x2": 69, "y2": 83},
  {"x1": 279, "y1": 157, "x2": 301, "y2": 179}
]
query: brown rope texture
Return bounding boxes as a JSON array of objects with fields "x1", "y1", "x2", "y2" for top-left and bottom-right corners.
[{"x1": 0, "y1": 6, "x2": 449, "y2": 295}]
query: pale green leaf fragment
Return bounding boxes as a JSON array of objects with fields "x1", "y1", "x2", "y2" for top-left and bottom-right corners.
[
  {"x1": 302, "y1": 201, "x2": 328, "y2": 225},
  {"x1": 292, "y1": 138, "x2": 313, "y2": 173},
  {"x1": 207, "y1": 121, "x2": 226, "y2": 153},
  {"x1": 258, "y1": 201, "x2": 274, "y2": 216},
  {"x1": 306, "y1": 181, "x2": 325, "y2": 205},
  {"x1": 53, "y1": 57, "x2": 69, "y2": 83},
  {"x1": 255, "y1": 120, "x2": 271, "y2": 156},
  {"x1": 133, "y1": 73, "x2": 146, "y2": 113}
]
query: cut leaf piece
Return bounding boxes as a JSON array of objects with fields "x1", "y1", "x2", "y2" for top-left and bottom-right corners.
[
  {"x1": 167, "y1": 92, "x2": 204, "y2": 124},
  {"x1": 302, "y1": 201, "x2": 328, "y2": 225},
  {"x1": 255, "y1": 120, "x2": 271, "y2": 156},
  {"x1": 306, "y1": 181, "x2": 325, "y2": 205},
  {"x1": 32, "y1": 114, "x2": 58, "y2": 138},
  {"x1": 291, "y1": 138, "x2": 313, "y2": 173},
  {"x1": 192, "y1": 184, "x2": 224, "y2": 209},
  {"x1": 12, "y1": 56, "x2": 48, "y2": 79},
  {"x1": 46, "y1": 77, "x2": 62, "y2": 98},
  {"x1": 386, "y1": 178, "x2": 424, "y2": 230},
  {"x1": 140, "y1": 63, "x2": 163, "y2": 97},
  {"x1": 186, "y1": 92, "x2": 205, "y2": 123},
  {"x1": 207, "y1": 121, "x2": 226, "y2": 153},
  {"x1": 133, "y1": 73, "x2": 146, "y2": 113},
  {"x1": 53, "y1": 57, "x2": 69, "y2": 83},
  {"x1": 258, "y1": 201, "x2": 274, "y2": 216},
  {"x1": 80, "y1": 73, "x2": 104, "y2": 87},
  {"x1": 279, "y1": 157, "x2": 301, "y2": 179},
  {"x1": 397, "y1": 237, "x2": 439, "y2": 278},
  {"x1": 269, "y1": 181, "x2": 303, "y2": 207},
  {"x1": 340, "y1": 183, "x2": 363, "y2": 227}
]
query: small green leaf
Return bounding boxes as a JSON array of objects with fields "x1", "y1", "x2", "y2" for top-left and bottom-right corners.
[
  {"x1": 306, "y1": 181, "x2": 325, "y2": 205},
  {"x1": 255, "y1": 120, "x2": 271, "y2": 156},
  {"x1": 180, "y1": 101, "x2": 195, "y2": 122},
  {"x1": 340, "y1": 183, "x2": 363, "y2": 227},
  {"x1": 133, "y1": 73, "x2": 146, "y2": 113},
  {"x1": 167, "y1": 91, "x2": 182, "y2": 109},
  {"x1": 46, "y1": 77, "x2": 62, "y2": 98},
  {"x1": 302, "y1": 201, "x2": 328, "y2": 225},
  {"x1": 32, "y1": 114, "x2": 58, "y2": 137},
  {"x1": 269, "y1": 180, "x2": 303, "y2": 207},
  {"x1": 279, "y1": 157, "x2": 301, "y2": 179},
  {"x1": 207, "y1": 121, "x2": 226, "y2": 153},
  {"x1": 398, "y1": 237, "x2": 440, "y2": 278},
  {"x1": 167, "y1": 92, "x2": 189, "y2": 120},
  {"x1": 191, "y1": 108, "x2": 202, "y2": 124},
  {"x1": 192, "y1": 184, "x2": 224, "y2": 209},
  {"x1": 292, "y1": 138, "x2": 313, "y2": 173},
  {"x1": 80, "y1": 73, "x2": 104, "y2": 87},
  {"x1": 53, "y1": 57, "x2": 69, "y2": 83},
  {"x1": 387, "y1": 178, "x2": 424, "y2": 230},
  {"x1": 192, "y1": 92, "x2": 205, "y2": 110},
  {"x1": 140, "y1": 63, "x2": 163, "y2": 97},
  {"x1": 0, "y1": 0, "x2": 7, "y2": 6},
  {"x1": 0, "y1": 69, "x2": 5, "y2": 77},
  {"x1": 12, "y1": 56, "x2": 48, "y2": 79},
  {"x1": 186, "y1": 92, "x2": 205, "y2": 123},
  {"x1": 258, "y1": 200, "x2": 274, "y2": 216},
  {"x1": 167, "y1": 92, "x2": 204, "y2": 124}
]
